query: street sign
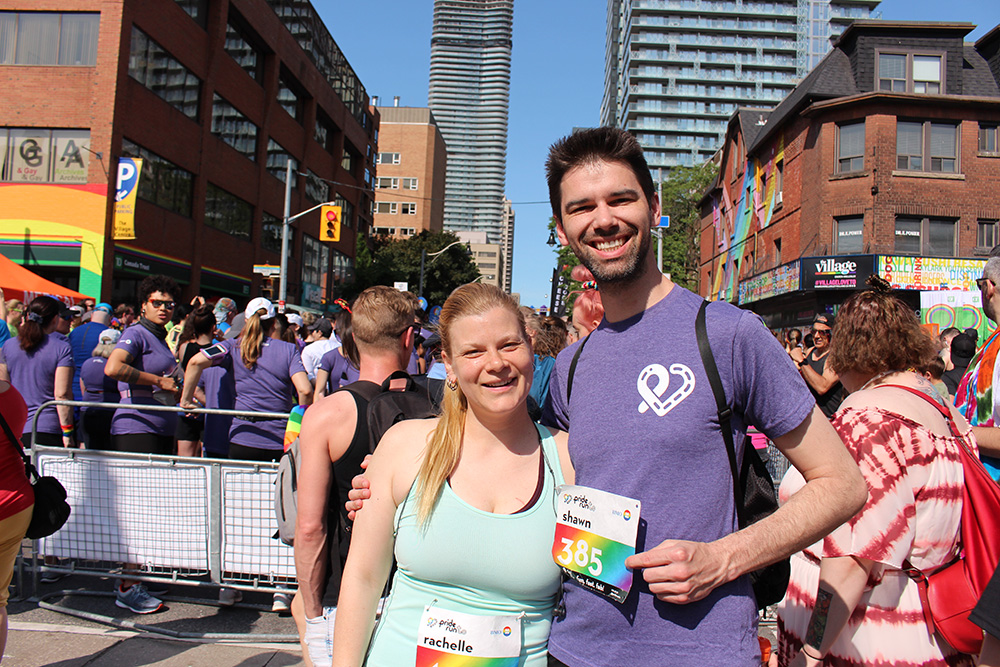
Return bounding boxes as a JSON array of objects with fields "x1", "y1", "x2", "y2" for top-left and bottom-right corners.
[
  {"x1": 659, "y1": 215, "x2": 670, "y2": 228},
  {"x1": 253, "y1": 264, "x2": 281, "y2": 277}
]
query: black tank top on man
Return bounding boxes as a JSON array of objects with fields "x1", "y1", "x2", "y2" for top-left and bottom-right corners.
[{"x1": 805, "y1": 349, "x2": 844, "y2": 418}]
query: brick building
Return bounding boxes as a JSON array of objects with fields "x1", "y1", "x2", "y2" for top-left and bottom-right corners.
[
  {"x1": 700, "y1": 20, "x2": 1000, "y2": 336},
  {"x1": 371, "y1": 105, "x2": 446, "y2": 240},
  {"x1": 0, "y1": 0, "x2": 376, "y2": 309}
]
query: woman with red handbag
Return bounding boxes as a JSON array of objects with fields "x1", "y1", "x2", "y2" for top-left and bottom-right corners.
[{"x1": 774, "y1": 278, "x2": 975, "y2": 667}]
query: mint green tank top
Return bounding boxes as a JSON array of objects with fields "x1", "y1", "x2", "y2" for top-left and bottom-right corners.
[{"x1": 364, "y1": 423, "x2": 565, "y2": 666}]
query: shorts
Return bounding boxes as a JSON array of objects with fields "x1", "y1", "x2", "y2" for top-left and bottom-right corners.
[
  {"x1": 228, "y1": 443, "x2": 281, "y2": 463},
  {"x1": 175, "y1": 414, "x2": 204, "y2": 442},
  {"x1": 112, "y1": 433, "x2": 174, "y2": 455},
  {"x1": 0, "y1": 505, "x2": 33, "y2": 608}
]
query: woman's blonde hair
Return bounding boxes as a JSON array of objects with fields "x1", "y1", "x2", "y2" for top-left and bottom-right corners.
[
  {"x1": 239, "y1": 309, "x2": 274, "y2": 368},
  {"x1": 415, "y1": 283, "x2": 527, "y2": 523}
]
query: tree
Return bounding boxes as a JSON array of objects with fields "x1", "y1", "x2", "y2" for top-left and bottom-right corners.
[
  {"x1": 658, "y1": 162, "x2": 718, "y2": 290},
  {"x1": 343, "y1": 230, "x2": 480, "y2": 307}
]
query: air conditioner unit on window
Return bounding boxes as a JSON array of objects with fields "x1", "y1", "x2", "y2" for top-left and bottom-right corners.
[{"x1": 775, "y1": 191, "x2": 783, "y2": 205}]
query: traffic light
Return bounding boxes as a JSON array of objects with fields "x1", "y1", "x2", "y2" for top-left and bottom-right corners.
[{"x1": 320, "y1": 205, "x2": 341, "y2": 242}]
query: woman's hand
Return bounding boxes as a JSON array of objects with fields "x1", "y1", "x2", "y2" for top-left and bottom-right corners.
[{"x1": 157, "y1": 375, "x2": 179, "y2": 394}]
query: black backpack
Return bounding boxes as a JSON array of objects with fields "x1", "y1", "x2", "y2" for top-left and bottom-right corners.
[{"x1": 274, "y1": 371, "x2": 439, "y2": 546}]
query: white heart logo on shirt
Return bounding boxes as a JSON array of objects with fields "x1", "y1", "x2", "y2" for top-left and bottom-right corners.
[{"x1": 637, "y1": 363, "x2": 695, "y2": 417}]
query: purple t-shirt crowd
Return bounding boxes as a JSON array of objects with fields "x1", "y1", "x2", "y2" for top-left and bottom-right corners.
[{"x1": 542, "y1": 286, "x2": 814, "y2": 667}]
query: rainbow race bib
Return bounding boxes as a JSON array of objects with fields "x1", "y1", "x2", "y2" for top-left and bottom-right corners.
[
  {"x1": 416, "y1": 607, "x2": 521, "y2": 666},
  {"x1": 552, "y1": 484, "x2": 641, "y2": 604}
]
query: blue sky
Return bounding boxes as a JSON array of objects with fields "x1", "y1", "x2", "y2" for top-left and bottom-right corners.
[{"x1": 317, "y1": 0, "x2": 998, "y2": 308}]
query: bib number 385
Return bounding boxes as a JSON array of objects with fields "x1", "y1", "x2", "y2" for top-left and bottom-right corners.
[
  {"x1": 556, "y1": 537, "x2": 603, "y2": 576},
  {"x1": 552, "y1": 484, "x2": 641, "y2": 604}
]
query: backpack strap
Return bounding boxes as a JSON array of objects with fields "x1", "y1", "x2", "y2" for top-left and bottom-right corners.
[
  {"x1": 695, "y1": 300, "x2": 745, "y2": 527},
  {"x1": 566, "y1": 333, "x2": 591, "y2": 404}
]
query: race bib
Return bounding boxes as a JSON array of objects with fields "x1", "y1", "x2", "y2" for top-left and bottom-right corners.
[
  {"x1": 553, "y1": 484, "x2": 641, "y2": 603},
  {"x1": 417, "y1": 607, "x2": 521, "y2": 666}
]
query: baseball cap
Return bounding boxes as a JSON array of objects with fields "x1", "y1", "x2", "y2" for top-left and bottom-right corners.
[
  {"x1": 98, "y1": 328, "x2": 122, "y2": 345},
  {"x1": 94, "y1": 302, "x2": 113, "y2": 314},
  {"x1": 308, "y1": 318, "x2": 333, "y2": 337},
  {"x1": 813, "y1": 313, "x2": 835, "y2": 328},
  {"x1": 951, "y1": 333, "x2": 977, "y2": 365},
  {"x1": 244, "y1": 297, "x2": 276, "y2": 320},
  {"x1": 287, "y1": 313, "x2": 303, "y2": 328}
]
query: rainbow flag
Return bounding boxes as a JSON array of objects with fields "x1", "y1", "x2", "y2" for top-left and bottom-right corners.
[{"x1": 284, "y1": 405, "x2": 307, "y2": 450}]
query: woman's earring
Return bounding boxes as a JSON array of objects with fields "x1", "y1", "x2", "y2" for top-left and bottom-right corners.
[{"x1": 446, "y1": 377, "x2": 457, "y2": 391}]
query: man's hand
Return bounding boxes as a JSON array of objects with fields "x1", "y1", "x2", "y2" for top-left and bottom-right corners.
[
  {"x1": 789, "y1": 347, "x2": 805, "y2": 364},
  {"x1": 624, "y1": 538, "x2": 732, "y2": 604},
  {"x1": 345, "y1": 454, "x2": 372, "y2": 521}
]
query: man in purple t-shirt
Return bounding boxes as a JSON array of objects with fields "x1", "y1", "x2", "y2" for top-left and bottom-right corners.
[{"x1": 538, "y1": 128, "x2": 867, "y2": 666}]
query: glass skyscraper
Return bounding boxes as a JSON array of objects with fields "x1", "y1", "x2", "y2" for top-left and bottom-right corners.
[
  {"x1": 428, "y1": 0, "x2": 514, "y2": 249},
  {"x1": 602, "y1": 0, "x2": 880, "y2": 175}
]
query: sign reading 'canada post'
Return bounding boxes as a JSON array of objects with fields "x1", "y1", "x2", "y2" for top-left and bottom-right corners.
[{"x1": 801, "y1": 255, "x2": 875, "y2": 290}]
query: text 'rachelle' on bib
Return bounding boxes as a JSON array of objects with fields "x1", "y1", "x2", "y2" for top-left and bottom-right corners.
[
  {"x1": 552, "y1": 484, "x2": 641, "y2": 604},
  {"x1": 416, "y1": 607, "x2": 521, "y2": 666}
]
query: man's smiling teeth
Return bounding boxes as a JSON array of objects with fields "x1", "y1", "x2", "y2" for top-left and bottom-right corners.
[
  {"x1": 484, "y1": 378, "x2": 515, "y2": 388},
  {"x1": 595, "y1": 238, "x2": 624, "y2": 251}
]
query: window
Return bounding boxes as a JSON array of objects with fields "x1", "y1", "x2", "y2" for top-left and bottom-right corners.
[
  {"x1": 979, "y1": 220, "x2": 998, "y2": 250},
  {"x1": 399, "y1": 227, "x2": 416, "y2": 237},
  {"x1": 305, "y1": 169, "x2": 329, "y2": 205},
  {"x1": 1, "y1": 128, "x2": 91, "y2": 184},
  {"x1": 205, "y1": 183, "x2": 252, "y2": 240},
  {"x1": 774, "y1": 160, "x2": 783, "y2": 204},
  {"x1": 129, "y1": 27, "x2": 200, "y2": 119},
  {"x1": 277, "y1": 71, "x2": 303, "y2": 122},
  {"x1": 896, "y1": 121, "x2": 958, "y2": 173},
  {"x1": 376, "y1": 177, "x2": 398, "y2": 189},
  {"x1": 315, "y1": 112, "x2": 334, "y2": 152},
  {"x1": 376, "y1": 152, "x2": 400, "y2": 165},
  {"x1": 174, "y1": 0, "x2": 207, "y2": 27},
  {"x1": 400, "y1": 203, "x2": 416, "y2": 215},
  {"x1": 266, "y1": 139, "x2": 295, "y2": 182},
  {"x1": 836, "y1": 122, "x2": 864, "y2": 173},
  {"x1": 894, "y1": 216, "x2": 955, "y2": 256},
  {"x1": 301, "y1": 234, "x2": 329, "y2": 290},
  {"x1": 342, "y1": 144, "x2": 359, "y2": 174},
  {"x1": 372, "y1": 226, "x2": 393, "y2": 236},
  {"x1": 211, "y1": 95, "x2": 257, "y2": 161},
  {"x1": 121, "y1": 138, "x2": 194, "y2": 216},
  {"x1": 980, "y1": 124, "x2": 998, "y2": 153},
  {"x1": 835, "y1": 217, "x2": 864, "y2": 254},
  {"x1": 402, "y1": 177, "x2": 418, "y2": 190},
  {"x1": 224, "y1": 15, "x2": 262, "y2": 81},
  {"x1": 335, "y1": 195, "x2": 354, "y2": 230},
  {"x1": 878, "y1": 52, "x2": 942, "y2": 94},
  {"x1": 376, "y1": 202, "x2": 397, "y2": 215},
  {"x1": 0, "y1": 12, "x2": 100, "y2": 66},
  {"x1": 774, "y1": 238, "x2": 781, "y2": 266},
  {"x1": 262, "y1": 212, "x2": 294, "y2": 258}
]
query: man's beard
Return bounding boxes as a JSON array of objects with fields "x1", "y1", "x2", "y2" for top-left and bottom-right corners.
[{"x1": 570, "y1": 227, "x2": 652, "y2": 285}]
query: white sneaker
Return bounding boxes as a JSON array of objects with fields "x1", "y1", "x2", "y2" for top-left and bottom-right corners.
[
  {"x1": 272, "y1": 590, "x2": 292, "y2": 613},
  {"x1": 218, "y1": 588, "x2": 243, "y2": 606}
]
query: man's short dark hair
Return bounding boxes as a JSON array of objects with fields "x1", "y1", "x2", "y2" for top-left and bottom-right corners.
[{"x1": 545, "y1": 127, "x2": 656, "y2": 219}]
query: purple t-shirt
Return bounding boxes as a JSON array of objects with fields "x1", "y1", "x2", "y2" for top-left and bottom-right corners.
[
  {"x1": 111, "y1": 324, "x2": 179, "y2": 436},
  {"x1": 1, "y1": 335, "x2": 73, "y2": 435},
  {"x1": 200, "y1": 366, "x2": 235, "y2": 457},
  {"x1": 541, "y1": 286, "x2": 814, "y2": 667},
  {"x1": 80, "y1": 356, "x2": 118, "y2": 408},
  {"x1": 216, "y1": 337, "x2": 305, "y2": 450},
  {"x1": 318, "y1": 348, "x2": 357, "y2": 393}
]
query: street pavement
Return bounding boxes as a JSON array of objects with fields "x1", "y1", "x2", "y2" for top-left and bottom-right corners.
[{"x1": 5, "y1": 574, "x2": 303, "y2": 666}]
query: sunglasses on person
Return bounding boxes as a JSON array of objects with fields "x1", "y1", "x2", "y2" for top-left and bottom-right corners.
[
  {"x1": 148, "y1": 299, "x2": 176, "y2": 310},
  {"x1": 811, "y1": 328, "x2": 831, "y2": 337},
  {"x1": 977, "y1": 277, "x2": 992, "y2": 291}
]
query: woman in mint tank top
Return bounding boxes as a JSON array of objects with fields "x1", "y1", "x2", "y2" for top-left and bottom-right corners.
[{"x1": 333, "y1": 283, "x2": 572, "y2": 667}]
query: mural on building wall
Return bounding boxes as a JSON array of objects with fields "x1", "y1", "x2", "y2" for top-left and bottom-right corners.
[
  {"x1": 709, "y1": 135, "x2": 784, "y2": 302},
  {"x1": 921, "y1": 290, "x2": 995, "y2": 341},
  {"x1": 0, "y1": 183, "x2": 107, "y2": 298}
]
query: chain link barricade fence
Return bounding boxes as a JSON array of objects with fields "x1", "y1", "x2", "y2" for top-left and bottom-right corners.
[{"x1": 17, "y1": 400, "x2": 296, "y2": 605}]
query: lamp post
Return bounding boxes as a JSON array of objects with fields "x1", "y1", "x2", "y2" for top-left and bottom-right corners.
[
  {"x1": 418, "y1": 239, "x2": 470, "y2": 299},
  {"x1": 278, "y1": 162, "x2": 338, "y2": 308}
]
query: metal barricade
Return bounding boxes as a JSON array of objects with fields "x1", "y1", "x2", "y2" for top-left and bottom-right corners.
[{"x1": 22, "y1": 400, "x2": 296, "y2": 599}]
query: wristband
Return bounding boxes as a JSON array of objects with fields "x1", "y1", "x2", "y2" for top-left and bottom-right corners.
[
  {"x1": 61, "y1": 424, "x2": 74, "y2": 436},
  {"x1": 801, "y1": 645, "x2": 823, "y2": 660}
]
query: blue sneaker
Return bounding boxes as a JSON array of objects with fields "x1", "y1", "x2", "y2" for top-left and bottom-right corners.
[
  {"x1": 115, "y1": 584, "x2": 164, "y2": 614},
  {"x1": 114, "y1": 579, "x2": 169, "y2": 597}
]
